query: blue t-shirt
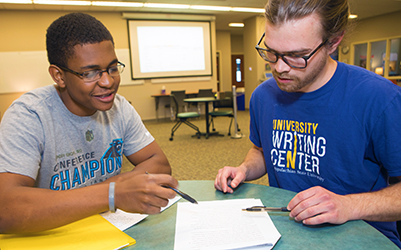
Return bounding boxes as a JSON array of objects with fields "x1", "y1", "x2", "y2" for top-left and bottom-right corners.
[{"x1": 250, "y1": 62, "x2": 401, "y2": 247}]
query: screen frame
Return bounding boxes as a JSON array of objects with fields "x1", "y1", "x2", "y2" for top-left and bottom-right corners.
[{"x1": 127, "y1": 19, "x2": 213, "y2": 80}]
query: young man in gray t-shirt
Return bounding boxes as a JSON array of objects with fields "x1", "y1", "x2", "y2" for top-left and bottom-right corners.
[{"x1": 0, "y1": 12, "x2": 177, "y2": 234}]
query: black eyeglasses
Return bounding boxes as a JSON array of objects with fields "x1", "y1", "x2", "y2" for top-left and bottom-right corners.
[
  {"x1": 255, "y1": 33, "x2": 328, "y2": 69},
  {"x1": 57, "y1": 61, "x2": 125, "y2": 82}
]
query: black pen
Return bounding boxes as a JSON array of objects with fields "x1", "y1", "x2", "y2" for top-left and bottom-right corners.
[
  {"x1": 166, "y1": 186, "x2": 198, "y2": 204},
  {"x1": 145, "y1": 172, "x2": 198, "y2": 204},
  {"x1": 242, "y1": 206, "x2": 290, "y2": 212}
]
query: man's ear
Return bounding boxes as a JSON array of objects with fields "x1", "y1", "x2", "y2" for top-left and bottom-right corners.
[
  {"x1": 328, "y1": 32, "x2": 345, "y2": 54},
  {"x1": 48, "y1": 65, "x2": 66, "y2": 88}
]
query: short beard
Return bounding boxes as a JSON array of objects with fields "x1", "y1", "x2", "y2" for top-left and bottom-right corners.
[{"x1": 273, "y1": 56, "x2": 327, "y2": 93}]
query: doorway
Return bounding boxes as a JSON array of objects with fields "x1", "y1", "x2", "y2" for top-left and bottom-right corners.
[{"x1": 231, "y1": 54, "x2": 244, "y2": 88}]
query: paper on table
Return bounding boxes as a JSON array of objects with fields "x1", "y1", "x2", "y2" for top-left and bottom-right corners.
[
  {"x1": 174, "y1": 199, "x2": 281, "y2": 250},
  {"x1": 102, "y1": 196, "x2": 181, "y2": 231}
]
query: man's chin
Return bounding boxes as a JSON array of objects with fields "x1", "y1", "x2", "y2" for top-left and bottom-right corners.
[
  {"x1": 276, "y1": 81, "x2": 300, "y2": 93},
  {"x1": 95, "y1": 103, "x2": 114, "y2": 112}
]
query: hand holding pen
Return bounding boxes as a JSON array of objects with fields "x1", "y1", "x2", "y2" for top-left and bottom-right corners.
[
  {"x1": 146, "y1": 172, "x2": 198, "y2": 204},
  {"x1": 106, "y1": 171, "x2": 178, "y2": 215}
]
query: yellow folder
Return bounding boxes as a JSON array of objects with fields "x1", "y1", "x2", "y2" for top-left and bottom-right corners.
[{"x1": 0, "y1": 214, "x2": 136, "y2": 250}]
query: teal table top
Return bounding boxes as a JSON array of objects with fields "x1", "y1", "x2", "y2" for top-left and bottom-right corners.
[{"x1": 124, "y1": 180, "x2": 398, "y2": 250}]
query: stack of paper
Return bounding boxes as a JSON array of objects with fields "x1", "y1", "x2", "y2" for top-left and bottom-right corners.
[
  {"x1": 0, "y1": 214, "x2": 135, "y2": 250},
  {"x1": 101, "y1": 195, "x2": 181, "y2": 231},
  {"x1": 174, "y1": 199, "x2": 281, "y2": 250}
]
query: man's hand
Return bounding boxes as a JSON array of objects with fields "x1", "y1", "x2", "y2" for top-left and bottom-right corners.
[
  {"x1": 214, "y1": 166, "x2": 247, "y2": 193},
  {"x1": 214, "y1": 145, "x2": 266, "y2": 194},
  {"x1": 287, "y1": 186, "x2": 354, "y2": 225},
  {"x1": 112, "y1": 172, "x2": 178, "y2": 214}
]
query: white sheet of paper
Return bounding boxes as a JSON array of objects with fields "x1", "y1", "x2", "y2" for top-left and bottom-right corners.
[
  {"x1": 101, "y1": 196, "x2": 181, "y2": 231},
  {"x1": 174, "y1": 199, "x2": 281, "y2": 250}
]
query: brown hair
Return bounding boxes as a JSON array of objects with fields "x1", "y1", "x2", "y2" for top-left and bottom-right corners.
[{"x1": 264, "y1": 0, "x2": 350, "y2": 43}]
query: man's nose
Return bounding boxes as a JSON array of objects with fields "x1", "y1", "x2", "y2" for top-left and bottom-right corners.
[
  {"x1": 274, "y1": 57, "x2": 291, "y2": 73},
  {"x1": 97, "y1": 70, "x2": 114, "y2": 87}
]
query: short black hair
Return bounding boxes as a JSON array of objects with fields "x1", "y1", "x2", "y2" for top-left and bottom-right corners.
[{"x1": 46, "y1": 12, "x2": 114, "y2": 67}]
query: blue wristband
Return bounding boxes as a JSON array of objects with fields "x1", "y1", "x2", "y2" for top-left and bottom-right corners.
[{"x1": 109, "y1": 182, "x2": 116, "y2": 213}]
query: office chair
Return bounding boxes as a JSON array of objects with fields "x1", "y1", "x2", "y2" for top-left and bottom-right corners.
[
  {"x1": 169, "y1": 94, "x2": 201, "y2": 141},
  {"x1": 197, "y1": 88, "x2": 214, "y2": 97},
  {"x1": 196, "y1": 88, "x2": 214, "y2": 114},
  {"x1": 209, "y1": 91, "x2": 240, "y2": 136},
  {"x1": 167, "y1": 90, "x2": 188, "y2": 120}
]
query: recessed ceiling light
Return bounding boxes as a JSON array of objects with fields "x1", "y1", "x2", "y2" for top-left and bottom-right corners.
[{"x1": 229, "y1": 23, "x2": 245, "y2": 27}]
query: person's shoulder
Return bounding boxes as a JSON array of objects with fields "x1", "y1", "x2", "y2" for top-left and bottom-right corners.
[
  {"x1": 105, "y1": 93, "x2": 137, "y2": 119},
  {"x1": 111, "y1": 94, "x2": 132, "y2": 110},
  {"x1": 257, "y1": 77, "x2": 277, "y2": 88},
  {"x1": 252, "y1": 77, "x2": 279, "y2": 97},
  {"x1": 12, "y1": 85, "x2": 57, "y2": 111},
  {"x1": 337, "y1": 63, "x2": 401, "y2": 115},
  {"x1": 113, "y1": 93, "x2": 125, "y2": 103},
  {"x1": 339, "y1": 62, "x2": 400, "y2": 94},
  {"x1": 340, "y1": 62, "x2": 395, "y2": 85}
]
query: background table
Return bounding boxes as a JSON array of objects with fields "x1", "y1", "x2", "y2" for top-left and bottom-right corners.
[
  {"x1": 150, "y1": 93, "x2": 170, "y2": 121},
  {"x1": 123, "y1": 180, "x2": 398, "y2": 250},
  {"x1": 184, "y1": 97, "x2": 222, "y2": 139},
  {"x1": 151, "y1": 92, "x2": 198, "y2": 121}
]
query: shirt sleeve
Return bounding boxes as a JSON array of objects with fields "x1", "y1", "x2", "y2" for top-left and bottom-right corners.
[
  {"x1": 0, "y1": 103, "x2": 44, "y2": 179},
  {"x1": 369, "y1": 91, "x2": 401, "y2": 177},
  {"x1": 119, "y1": 97, "x2": 155, "y2": 157},
  {"x1": 249, "y1": 89, "x2": 262, "y2": 148}
]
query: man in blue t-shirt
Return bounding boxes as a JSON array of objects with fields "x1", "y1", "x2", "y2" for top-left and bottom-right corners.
[{"x1": 215, "y1": 0, "x2": 401, "y2": 247}]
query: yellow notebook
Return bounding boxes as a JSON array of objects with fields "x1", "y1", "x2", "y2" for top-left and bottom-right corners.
[{"x1": 0, "y1": 214, "x2": 136, "y2": 250}]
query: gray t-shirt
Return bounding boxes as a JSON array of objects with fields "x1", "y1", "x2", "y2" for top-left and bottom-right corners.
[{"x1": 0, "y1": 85, "x2": 154, "y2": 190}]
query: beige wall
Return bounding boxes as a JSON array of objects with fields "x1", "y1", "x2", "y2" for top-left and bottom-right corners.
[
  {"x1": 339, "y1": 11, "x2": 401, "y2": 64},
  {"x1": 0, "y1": 10, "x2": 217, "y2": 121},
  {"x1": 231, "y1": 34, "x2": 244, "y2": 54},
  {"x1": 243, "y1": 15, "x2": 266, "y2": 109},
  {"x1": 216, "y1": 31, "x2": 232, "y2": 92},
  {"x1": 215, "y1": 33, "x2": 244, "y2": 94},
  {"x1": 1, "y1": 10, "x2": 129, "y2": 52}
]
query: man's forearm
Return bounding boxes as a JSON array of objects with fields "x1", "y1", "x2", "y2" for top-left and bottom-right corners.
[
  {"x1": 348, "y1": 181, "x2": 401, "y2": 222},
  {"x1": 134, "y1": 158, "x2": 171, "y2": 175},
  {"x1": 0, "y1": 182, "x2": 109, "y2": 233},
  {"x1": 240, "y1": 145, "x2": 267, "y2": 181},
  {"x1": 127, "y1": 141, "x2": 172, "y2": 175}
]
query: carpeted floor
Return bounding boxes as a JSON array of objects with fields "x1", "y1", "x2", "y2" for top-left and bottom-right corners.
[{"x1": 122, "y1": 110, "x2": 269, "y2": 186}]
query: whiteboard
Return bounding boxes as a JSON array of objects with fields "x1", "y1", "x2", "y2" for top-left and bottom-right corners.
[{"x1": 0, "y1": 48, "x2": 142, "y2": 94}]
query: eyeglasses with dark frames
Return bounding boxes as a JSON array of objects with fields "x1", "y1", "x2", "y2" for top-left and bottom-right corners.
[
  {"x1": 255, "y1": 33, "x2": 328, "y2": 69},
  {"x1": 57, "y1": 61, "x2": 125, "y2": 82}
]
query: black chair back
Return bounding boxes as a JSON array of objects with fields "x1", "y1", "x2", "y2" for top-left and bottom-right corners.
[
  {"x1": 170, "y1": 90, "x2": 187, "y2": 113},
  {"x1": 197, "y1": 89, "x2": 214, "y2": 98},
  {"x1": 214, "y1": 91, "x2": 233, "y2": 109}
]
